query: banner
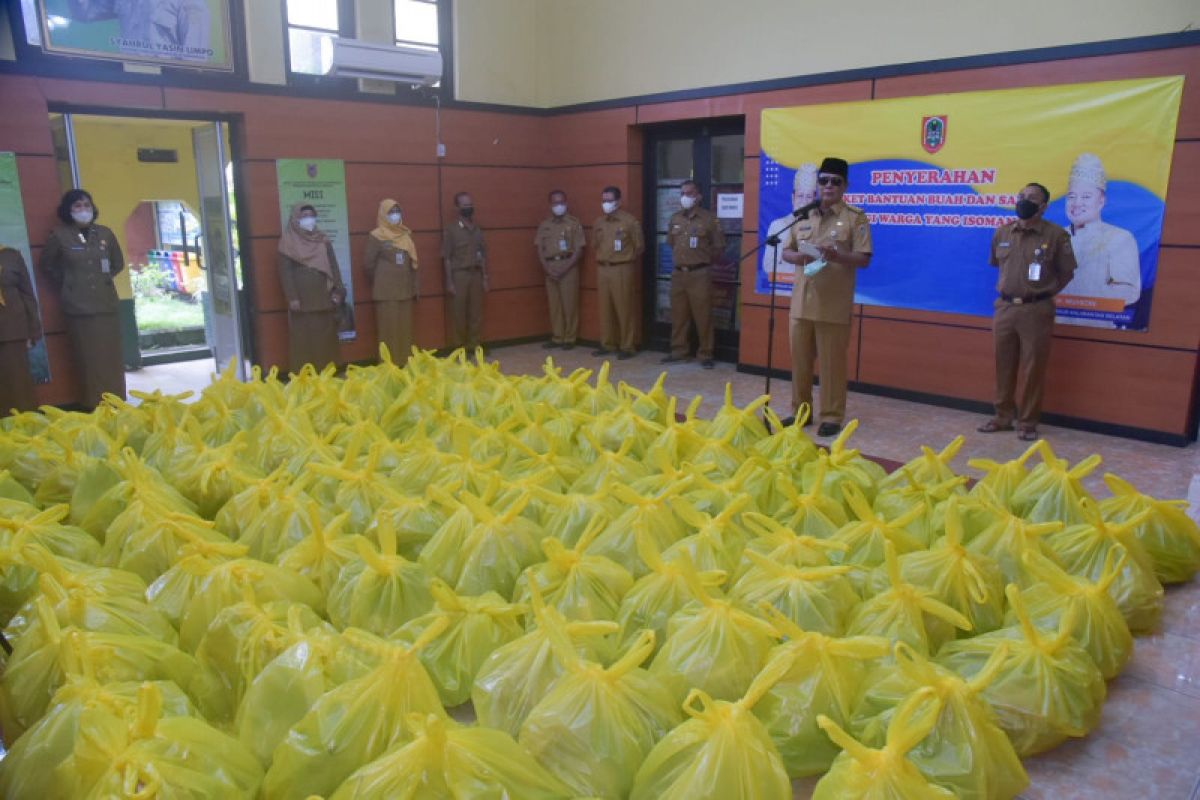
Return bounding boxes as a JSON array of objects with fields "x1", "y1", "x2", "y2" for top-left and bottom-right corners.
[
  {"x1": 758, "y1": 77, "x2": 1183, "y2": 331},
  {"x1": 275, "y1": 159, "x2": 356, "y2": 340},
  {"x1": 38, "y1": 0, "x2": 233, "y2": 71},
  {"x1": 0, "y1": 153, "x2": 51, "y2": 383}
]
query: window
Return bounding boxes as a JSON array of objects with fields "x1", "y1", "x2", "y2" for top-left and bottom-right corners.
[
  {"x1": 395, "y1": 0, "x2": 439, "y2": 50},
  {"x1": 286, "y1": 0, "x2": 345, "y2": 75}
]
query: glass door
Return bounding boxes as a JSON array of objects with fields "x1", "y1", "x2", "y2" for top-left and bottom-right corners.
[
  {"x1": 643, "y1": 119, "x2": 745, "y2": 361},
  {"x1": 192, "y1": 122, "x2": 247, "y2": 379}
]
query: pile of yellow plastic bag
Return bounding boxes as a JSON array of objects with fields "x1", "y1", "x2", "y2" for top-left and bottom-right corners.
[{"x1": 0, "y1": 346, "x2": 1195, "y2": 799}]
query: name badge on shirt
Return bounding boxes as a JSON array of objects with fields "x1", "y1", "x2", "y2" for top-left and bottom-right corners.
[
  {"x1": 558, "y1": 238, "x2": 568, "y2": 252},
  {"x1": 100, "y1": 258, "x2": 111, "y2": 274},
  {"x1": 614, "y1": 238, "x2": 623, "y2": 252},
  {"x1": 1027, "y1": 262, "x2": 1041, "y2": 282},
  {"x1": 688, "y1": 236, "x2": 698, "y2": 249}
]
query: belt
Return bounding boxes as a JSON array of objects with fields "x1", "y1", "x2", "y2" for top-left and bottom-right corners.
[
  {"x1": 674, "y1": 264, "x2": 709, "y2": 273},
  {"x1": 548, "y1": 254, "x2": 571, "y2": 261},
  {"x1": 452, "y1": 265, "x2": 482, "y2": 272},
  {"x1": 598, "y1": 260, "x2": 629, "y2": 267},
  {"x1": 1000, "y1": 291, "x2": 1054, "y2": 305}
]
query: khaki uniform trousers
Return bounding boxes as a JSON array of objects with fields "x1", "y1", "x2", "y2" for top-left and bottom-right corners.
[
  {"x1": 597, "y1": 262, "x2": 636, "y2": 353},
  {"x1": 0, "y1": 341, "x2": 36, "y2": 415},
  {"x1": 992, "y1": 298, "x2": 1055, "y2": 428},
  {"x1": 546, "y1": 266, "x2": 580, "y2": 345},
  {"x1": 669, "y1": 265, "x2": 714, "y2": 360},
  {"x1": 376, "y1": 299, "x2": 413, "y2": 367},
  {"x1": 66, "y1": 312, "x2": 125, "y2": 410},
  {"x1": 790, "y1": 317, "x2": 850, "y2": 425},
  {"x1": 451, "y1": 267, "x2": 484, "y2": 350}
]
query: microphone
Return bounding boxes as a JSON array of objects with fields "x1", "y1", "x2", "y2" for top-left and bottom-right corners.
[{"x1": 792, "y1": 201, "x2": 821, "y2": 219}]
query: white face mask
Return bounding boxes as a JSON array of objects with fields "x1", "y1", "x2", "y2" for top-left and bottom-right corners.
[
  {"x1": 71, "y1": 209, "x2": 94, "y2": 225},
  {"x1": 680, "y1": 195, "x2": 697, "y2": 209},
  {"x1": 298, "y1": 216, "x2": 318, "y2": 232},
  {"x1": 551, "y1": 204, "x2": 567, "y2": 217},
  {"x1": 601, "y1": 201, "x2": 618, "y2": 215},
  {"x1": 387, "y1": 212, "x2": 403, "y2": 225}
]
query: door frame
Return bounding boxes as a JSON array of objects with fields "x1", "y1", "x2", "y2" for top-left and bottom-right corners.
[
  {"x1": 641, "y1": 116, "x2": 746, "y2": 361},
  {"x1": 45, "y1": 104, "x2": 257, "y2": 373}
]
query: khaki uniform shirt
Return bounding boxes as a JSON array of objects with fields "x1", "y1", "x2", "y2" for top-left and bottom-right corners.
[
  {"x1": 279, "y1": 243, "x2": 345, "y2": 312},
  {"x1": 591, "y1": 209, "x2": 643, "y2": 264},
  {"x1": 785, "y1": 202, "x2": 872, "y2": 324},
  {"x1": 442, "y1": 220, "x2": 486, "y2": 270},
  {"x1": 40, "y1": 224, "x2": 124, "y2": 316},
  {"x1": 667, "y1": 206, "x2": 725, "y2": 267},
  {"x1": 535, "y1": 214, "x2": 585, "y2": 263},
  {"x1": 990, "y1": 218, "x2": 1077, "y2": 298},
  {"x1": 0, "y1": 248, "x2": 42, "y2": 342},
  {"x1": 364, "y1": 233, "x2": 418, "y2": 302}
]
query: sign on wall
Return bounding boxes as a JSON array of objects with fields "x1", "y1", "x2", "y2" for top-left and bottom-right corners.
[
  {"x1": 0, "y1": 153, "x2": 51, "y2": 384},
  {"x1": 275, "y1": 159, "x2": 356, "y2": 340},
  {"x1": 37, "y1": 0, "x2": 234, "y2": 71},
  {"x1": 757, "y1": 77, "x2": 1183, "y2": 331}
]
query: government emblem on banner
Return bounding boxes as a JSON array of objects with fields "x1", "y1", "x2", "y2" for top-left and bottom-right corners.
[
  {"x1": 307, "y1": 163, "x2": 319, "y2": 178},
  {"x1": 921, "y1": 115, "x2": 947, "y2": 153}
]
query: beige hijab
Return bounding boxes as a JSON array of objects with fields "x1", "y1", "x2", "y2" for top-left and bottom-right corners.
[
  {"x1": 369, "y1": 198, "x2": 419, "y2": 268},
  {"x1": 278, "y1": 203, "x2": 335, "y2": 284}
]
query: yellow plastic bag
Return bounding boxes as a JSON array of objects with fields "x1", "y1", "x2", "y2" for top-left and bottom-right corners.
[
  {"x1": 99, "y1": 500, "x2": 230, "y2": 583},
  {"x1": 144, "y1": 540, "x2": 248, "y2": 627},
  {"x1": 327, "y1": 520, "x2": 433, "y2": 636},
  {"x1": 530, "y1": 483, "x2": 619, "y2": 547},
  {"x1": 211, "y1": 467, "x2": 296, "y2": 543},
  {"x1": 801, "y1": 421, "x2": 888, "y2": 508},
  {"x1": 85, "y1": 683, "x2": 264, "y2": 800},
  {"x1": 937, "y1": 584, "x2": 1105, "y2": 757},
  {"x1": 879, "y1": 436, "x2": 965, "y2": 490},
  {"x1": 329, "y1": 712, "x2": 572, "y2": 799},
  {"x1": 730, "y1": 552, "x2": 859, "y2": 636},
  {"x1": 393, "y1": 579, "x2": 526, "y2": 707},
  {"x1": 830, "y1": 482, "x2": 925, "y2": 592},
  {"x1": 1100, "y1": 472, "x2": 1200, "y2": 584},
  {"x1": 5, "y1": 571, "x2": 175, "y2": 649},
  {"x1": 273, "y1": 511, "x2": 360, "y2": 596},
  {"x1": 0, "y1": 468, "x2": 36, "y2": 504},
  {"x1": 629, "y1": 657, "x2": 793, "y2": 800},
  {"x1": 735, "y1": 511, "x2": 845, "y2": 575},
  {"x1": 813, "y1": 688, "x2": 955, "y2": 800},
  {"x1": 176, "y1": 438, "x2": 265, "y2": 519},
  {"x1": 1011, "y1": 549, "x2": 1133, "y2": 679},
  {"x1": 587, "y1": 482, "x2": 691, "y2": 577},
  {"x1": 649, "y1": 578, "x2": 779, "y2": 704},
  {"x1": 74, "y1": 451, "x2": 198, "y2": 542},
  {"x1": 0, "y1": 676, "x2": 196, "y2": 799},
  {"x1": 1009, "y1": 443, "x2": 1100, "y2": 525},
  {"x1": 306, "y1": 441, "x2": 409, "y2": 535},
  {"x1": 261, "y1": 621, "x2": 451, "y2": 800},
  {"x1": 873, "y1": 473, "x2": 968, "y2": 546},
  {"x1": 865, "y1": 497, "x2": 1006, "y2": 637},
  {"x1": 1045, "y1": 497, "x2": 1162, "y2": 633},
  {"x1": 753, "y1": 609, "x2": 890, "y2": 777},
  {"x1": 846, "y1": 542, "x2": 972, "y2": 655},
  {"x1": 752, "y1": 403, "x2": 818, "y2": 465},
  {"x1": 366, "y1": 487, "x2": 452, "y2": 559},
  {"x1": 851, "y1": 643, "x2": 1028, "y2": 800},
  {"x1": 473, "y1": 579, "x2": 619, "y2": 737},
  {"x1": 514, "y1": 519, "x2": 633, "y2": 623},
  {"x1": 967, "y1": 440, "x2": 1042, "y2": 510},
  {"x1": 0, "y1": 510, "x2": 102, "y2": 624},
  {"x1": 663, "y1": 494, "x2": 754, "y2": 577},
  {"x1": 520, "y1": 628, "x2": 682, "y2": 798},
  {"x1": 615, "y1": 530, "x2": 726, "y2": 653},
  {"x1": 964, "y1": 489, "x2": 1065, "y2": 589},
  {"x1": 571, "y1": 430, "x2": 652, "y2": 492}
]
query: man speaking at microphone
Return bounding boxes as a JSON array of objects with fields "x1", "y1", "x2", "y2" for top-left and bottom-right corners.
[{"x1": 780, "y1": 157, "x2": 872, "y2": 437}]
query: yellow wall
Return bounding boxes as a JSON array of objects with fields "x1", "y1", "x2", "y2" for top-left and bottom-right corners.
[
  {"x1": 71, "y1": 117, "x2": 205, "y2": 300},
  {"x1": 454, "y1": 0, "x2": 1200, "y2": 107}
]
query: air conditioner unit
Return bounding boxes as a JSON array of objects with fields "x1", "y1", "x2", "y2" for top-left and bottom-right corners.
[{"x1": 327, "y1": 39, "x2": 443, "y2": 85}]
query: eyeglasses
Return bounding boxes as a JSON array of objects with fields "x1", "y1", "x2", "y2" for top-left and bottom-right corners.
[{"x1": 817, "y1": 176, "x2": 844, "y2": 187}]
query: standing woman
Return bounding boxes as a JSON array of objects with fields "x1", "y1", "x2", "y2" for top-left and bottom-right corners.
[
  {"x1": 0, "y1": 245, "x2": 43, "y2": 415},
  {"x1": 39, "y1": 189, "x2": 125, "y2": 409},
  {"x1": 364, "y1": 198, "x2": 419, "y2": 366},
  {"x1": 278, "y1": 203, "x2": 346, "y2": 373}
]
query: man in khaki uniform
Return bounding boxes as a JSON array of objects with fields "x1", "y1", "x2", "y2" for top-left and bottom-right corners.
[
  {"x1": 663, "y1": 180, "x2": 725, "y2": 368},
  {"x1": 591, "y1": 186, "x2": 644, "y2": 360},
  {"x1": 781, "y1": 157, "x2": 872, "y2": 438},
  {"x1": 979, "y1": 182, "x2": 1077, "y2": 440},
  {"x1": 442, "y1": 191, "x2": 489, "y2": 351},
  {"x1": 535, "y1": 190, "x2": 585, "y2": 349},
  {"x1": 0, "y1": 246, "x2": 43, "y2": 415}
]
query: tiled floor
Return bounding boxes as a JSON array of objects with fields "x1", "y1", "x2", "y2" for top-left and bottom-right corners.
[{"x1": 124, "y1": 342, "x2": 1200, "y2": 799}]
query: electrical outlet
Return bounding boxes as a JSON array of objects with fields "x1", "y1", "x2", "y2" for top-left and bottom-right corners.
[{"x1": 436, "y1": 143, "x2": 446, "y2": 158}]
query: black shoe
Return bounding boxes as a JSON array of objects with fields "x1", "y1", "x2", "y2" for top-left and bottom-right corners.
[
  {"x1": 542, "y1": 341, "x2": 560, "y2": 349},
  {"x1": 561, "y1": 343, "x2": 576, "y2": 351},
  {"x1": 779, "y1": 416, "x2": 796, "y2": 427},
  {"x1": 617, "y1": 351, "x2": 634, "y2": 361},
  {"x1": 700, "y1": 359, "x2": 715, "y2": 369},
  {"x1": 816, "y1": 422, "x2": 842, "y2": 437},
  {"x1": 661, "y1": 355, "x2": 684, "y2": 364},
  {"x1": 591, "y1": 348, "x2": 612, "y2": 357}
]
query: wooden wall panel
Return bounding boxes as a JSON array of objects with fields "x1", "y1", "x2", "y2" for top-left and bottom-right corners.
[
  {"x1": 253, "y1": 311, "x2": 289, "y2": 373},
  {"x1": 1162, "y1": 141, "x2": 1200, "y2": 246},
  {"x1": 247, "y1": 237, "x2": 286, "y2": 312},
  {"x1": 481, "y1": 286, "x2": 552, "y2": 342},
  {"x1": 739, "y1": 304, "x2": 861, "y2": 382},
  {"x1": 0, "y1": 77, "x2": 54, "y2": 155},
  {"x1": 409, "y1": 232, "x2": 445, "y2": 296},
  {"x1": 467, "y1": 228, "x2": 545, "y2": 291},
  {"x1": 543, "y1": 107, "x2": 640, "y2": 166},
  {"x1": 438, "y1": 165, "x2": 550, "y2": 231},
  {"x1": 17, "y1": 154, "x2": 66, "y2": 248},
  {"x1": 36, "y1": 77, "x2": 163, "y2": 110},
  {"x1": 856, "y1": 317, "x2": 993, "y2": 403},
  {"x1": 239, "y1": 160, "x2": 282, "y2": 239},
  {"x1": 344, "y1": 163, "x2": 442, "y2": 235},
  {"x1": 413, "y1": 296, "x2": 447, "y2": 351},
  {"x1": 438, "y1": 109, "x2": 547, "y2": 168}
]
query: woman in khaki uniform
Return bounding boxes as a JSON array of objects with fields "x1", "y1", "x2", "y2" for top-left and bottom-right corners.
[
  {"x1": 363, "y1": 198, "x2": 419, "y2": 366},
  {"x1": 39, "y1": 189, "x2": 125, "y2": 410},
  {"x1": 0, "y1": 246, "x2": 43, "y2": 415},
  {"x1": 278, "y1": 203, "x2": 346, "y2": 373}
]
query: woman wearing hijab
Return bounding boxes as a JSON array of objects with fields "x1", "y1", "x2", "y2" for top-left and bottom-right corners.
[
  {"x1": 0, "y1": 245, "x2": 43, "y2": 415},
  {"x1": 278, "y1": 203, "x2": 346, "y2": 373},
  {"x1": 364, "y1": 198, "x2": 419, "y2": 366},
  {"x1": 40, "y1": 189, "x2": 125, "y2": 410}
]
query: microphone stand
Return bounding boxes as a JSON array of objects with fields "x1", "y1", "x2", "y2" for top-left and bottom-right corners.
[{"x1": 733, "y1": 204, "x2": 818, "y2": 423}]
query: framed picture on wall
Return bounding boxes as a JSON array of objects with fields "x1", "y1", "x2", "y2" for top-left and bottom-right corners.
[{"x1": 36, "y1": 0, "x2": 234, "y2": 71}]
